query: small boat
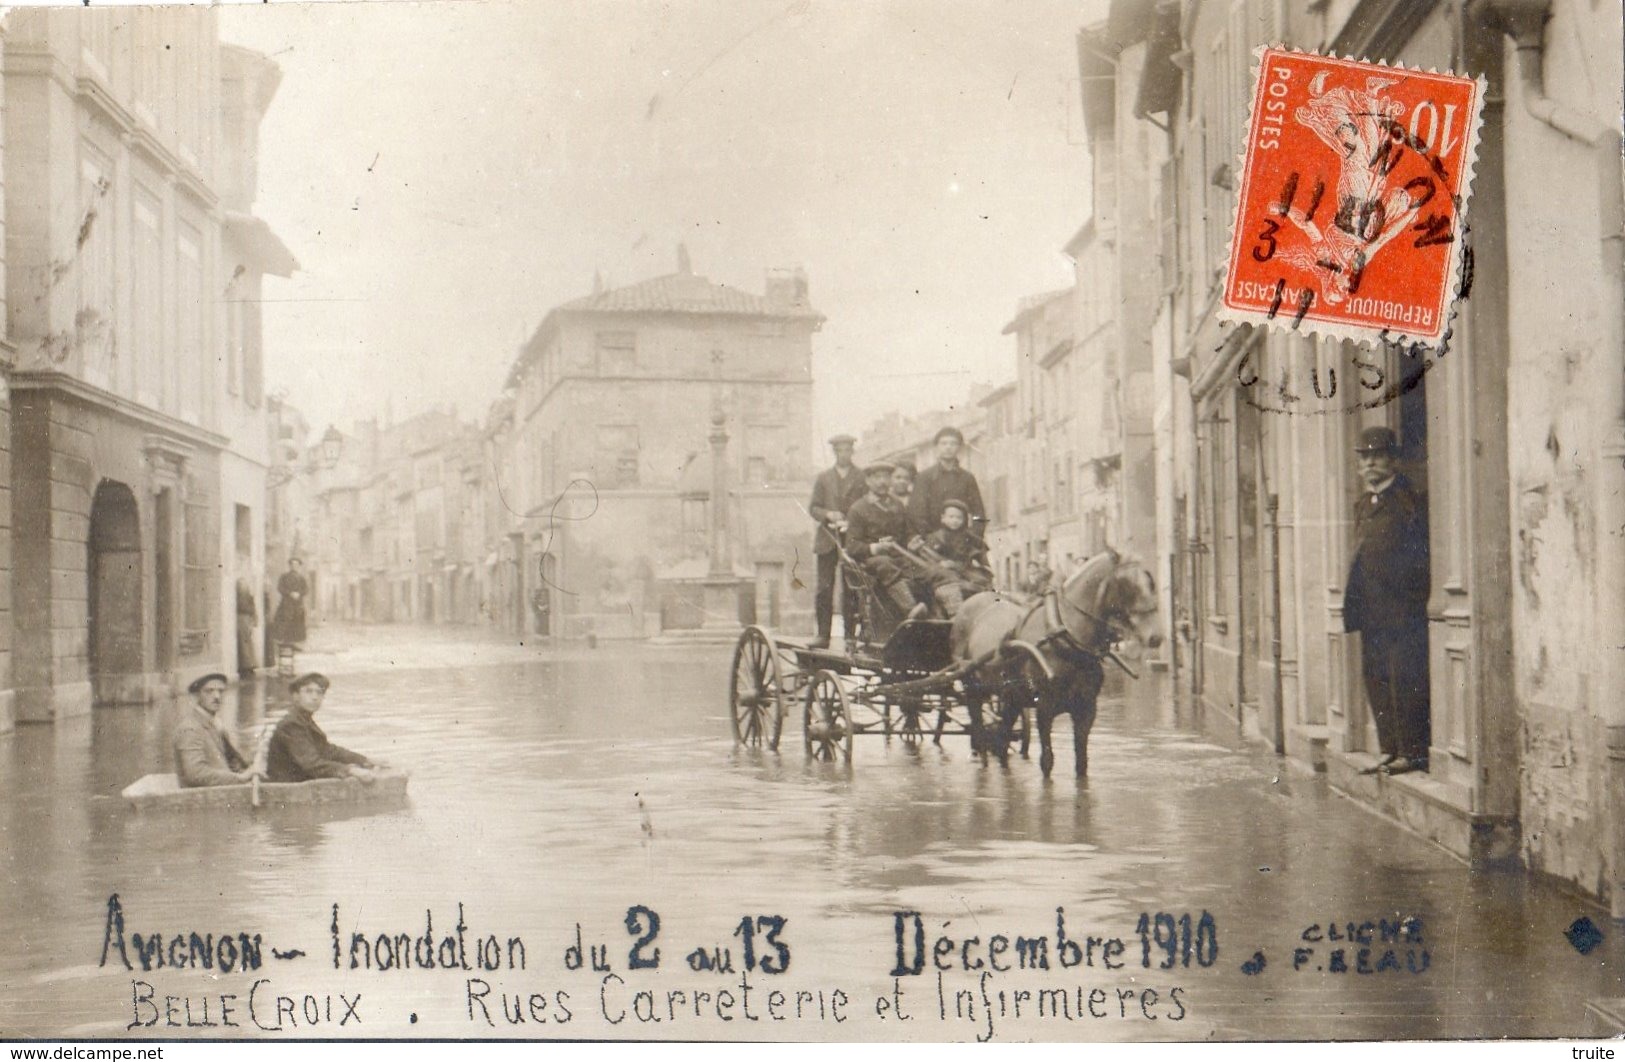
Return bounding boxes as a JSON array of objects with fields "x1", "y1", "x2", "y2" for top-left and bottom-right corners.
[{"x1": 121, "y1": 769, "x2": 410, "y2": 813}]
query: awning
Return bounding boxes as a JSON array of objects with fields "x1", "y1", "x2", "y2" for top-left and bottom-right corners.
[{"x1": 224, "y1": 212, "x2": 299, "y2": 278}]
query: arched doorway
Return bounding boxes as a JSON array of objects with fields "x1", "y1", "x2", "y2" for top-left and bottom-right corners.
[{"x1": 88, "y1": 480, "x2": 145, "y2": 705}]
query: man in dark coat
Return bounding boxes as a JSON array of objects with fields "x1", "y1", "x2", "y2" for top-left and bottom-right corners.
[
  {"x1": 1343, "y1": 426, "x2": 1431, "y2": 775},
  {"x1": 909, "y1": 426, "x2": 986, "y2": 543},
  {"x1": 266, "y1": 673, "x2": 380, "y2": 783},
  {"x1": 808, "y1": 433, "x2": 866, "y2": 648},
  {"x1": 844, "y1": 461, "x2": 922, "y2": 628},
  {"x1": 272, "y1": 557, "x2": 309, "y2": 649}
]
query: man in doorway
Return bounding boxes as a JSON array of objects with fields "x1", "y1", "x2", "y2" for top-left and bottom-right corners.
[
  {"x1": 235, "y1": 578, "x2": 259, "y2": 676},
  {"x1": 266, "y1": 673, "x2": 383, "y2": 783},
  {"x1": 1344, "y1": 426, "x2": 1431, "y2": 776},
  {"x1": 808, "y1": 433, "x2": 866, "y2": 648},
  {"x1": 910, "y1": 427, "x2": 985, "y2": 544},
  {"x1": 174, "y1": 673, "x2": 261, "y2": 788}
]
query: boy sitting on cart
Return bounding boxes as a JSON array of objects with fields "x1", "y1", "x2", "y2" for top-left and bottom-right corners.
[
  {"x1": 915, "y1": 498, "x2": 994, "y2": 618},
  {"x1": 845, "y1": 461, "x2": 929, "y2": 630}
]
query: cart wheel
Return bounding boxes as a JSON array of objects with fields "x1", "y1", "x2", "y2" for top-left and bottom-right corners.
[
  {"x1": 803, "y1": 669, "x2": 854, "y2": 763},
  {"x1": 730, "y1": 626, "x2": 786, "y2": 751}
]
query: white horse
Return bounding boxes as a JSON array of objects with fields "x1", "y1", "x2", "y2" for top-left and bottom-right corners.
[{"x1": 950, "y1": 550, "x2": 1161, "y2": 778}]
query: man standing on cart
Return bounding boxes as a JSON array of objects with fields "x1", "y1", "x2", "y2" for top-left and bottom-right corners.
[
  {"x1": 909, "y1": 426, "x2": 986, "y2": 546},
  {"x1": 846, "y1": 461, "x2": 927, "y2": 630},
  {"x1": 808, "y1": 433, "x2": 867, "y2": 648}
]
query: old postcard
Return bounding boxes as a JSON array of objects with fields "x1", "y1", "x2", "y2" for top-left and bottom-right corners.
[{"x1": 0, "y1": 0, "x2": 1622, "y2": 1046}]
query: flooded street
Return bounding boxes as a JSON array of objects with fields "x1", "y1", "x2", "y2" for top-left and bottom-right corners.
[{"x1": 1, "y1": 624, "x2": 1619, "y2": 1042}]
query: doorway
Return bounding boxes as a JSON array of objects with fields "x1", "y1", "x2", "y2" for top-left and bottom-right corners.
[{"x1": 88, "y1": 481, "x2": 145, "y2": 705}]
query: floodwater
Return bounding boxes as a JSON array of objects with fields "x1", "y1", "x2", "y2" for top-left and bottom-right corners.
[{"x1": 0, "y1": 624, "x2": 1619, "y2": 1042}]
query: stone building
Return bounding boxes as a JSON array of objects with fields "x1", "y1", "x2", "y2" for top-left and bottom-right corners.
[
  {"x1": 1000, "y1": 289, "x2": 1077, "y2": 577},
  {"x1": 976, "y1": 382, "x2": 1023, "y2": 588},
  {"x1": 3, "y1": 8, "x2": 291, "y2": 721},
  {"x1": 501, "y1": 250, "x2": 822, "y2": 638},
  {"x1": 304, "y1": 408, "x2": 474, "y2": 626},
  {"x1": 1091, "y1": 0, "x2": 1624, "y2": 907}
]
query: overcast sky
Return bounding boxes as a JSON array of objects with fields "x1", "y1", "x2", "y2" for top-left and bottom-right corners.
[{"x1": 220, "y1": 0, "x2": 1103, "y2": 447}]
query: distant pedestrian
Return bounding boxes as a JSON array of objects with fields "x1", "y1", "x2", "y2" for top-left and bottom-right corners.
[
  {"x1": 271, "y1": 558, "x2": 309, "y2": 650},
  {"x1": 1344, "y1": 426, "x2": 1431, "y2": 776},
  {"x1": 1021, "y1": 560, "x2": 1053, "y2": 597}
]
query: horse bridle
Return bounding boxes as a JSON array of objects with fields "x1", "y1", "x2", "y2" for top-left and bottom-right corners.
[{"x1": 1043, "y1": 556, "x2": 1156, "y2": 661}]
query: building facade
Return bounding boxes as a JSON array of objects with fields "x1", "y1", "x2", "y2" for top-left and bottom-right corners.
[
  {"x1": 1083, "y1": 0, "x2": 1624, "y2": 907},
  {"x1": 501, "y1": 251, "x2": 822, "y2": 638},
  {"x1": 300, "y1": 408, "x2": 478, "y2": 628},
  {"x1": 0, "y1": 18, "x2": 13, "y2": 730},
  {"x1": 4, "y1": 8, "x2": 291, "y2": 722}
]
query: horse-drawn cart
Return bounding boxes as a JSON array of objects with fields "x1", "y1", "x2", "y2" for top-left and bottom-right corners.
[
  {"x1": 728, "y1": 620, "x2": 1045, "y2": 761},
  {"x1": 727, "y1": 546, "x2": 1162, "y2": 775}
]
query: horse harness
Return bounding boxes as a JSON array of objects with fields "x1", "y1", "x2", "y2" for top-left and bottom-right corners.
[{"x1": 1002, "y1": 572, "x2": 1114, "y2": 669}]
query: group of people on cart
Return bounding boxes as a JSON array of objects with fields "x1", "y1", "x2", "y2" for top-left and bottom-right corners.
[{"x1": 808, "y1": 425, "x2": 995, "y2": 646}]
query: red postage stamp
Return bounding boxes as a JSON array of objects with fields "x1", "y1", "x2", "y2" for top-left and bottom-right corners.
[{"x1": 1220, "y1": 48, "x2": 1485, "y2": 346}]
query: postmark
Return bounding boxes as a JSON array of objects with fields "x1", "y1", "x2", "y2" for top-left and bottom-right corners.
[{"x1": 1219, "y1": 47, "x2": 1485, "y2": 347}]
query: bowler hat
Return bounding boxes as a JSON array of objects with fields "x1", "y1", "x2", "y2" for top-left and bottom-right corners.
[
  {"x1": 933, "y1": 426, "x2": 965, "y2": 445},
  {"x1": 289, "y1": 672, "x2": 331, "y2": 694},
  {"x1": 1354, "y1": 426, "x2": 1399, "y2": 454},
  {"x1": 828, "y1": 433, "x2": 857, "y2": 447},
  {"x1": 187, "y1": 672, "x2": 229, "y2": 695},
  {"x1": 863, "y1": 460, "x2": 896, "y2": 476}
]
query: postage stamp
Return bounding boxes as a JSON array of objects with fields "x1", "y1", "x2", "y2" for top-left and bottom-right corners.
[{"x1": 1220, "y1": 47, "x2": 1485, "y2": 346}]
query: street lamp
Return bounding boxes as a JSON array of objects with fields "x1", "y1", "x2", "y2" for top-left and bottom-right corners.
[
  {"x1": 320, "y1": 425, "x2": 344, "y2": 469},
  {"x1": 267, "y1": 425, "x2": 345, "y2": 488}
]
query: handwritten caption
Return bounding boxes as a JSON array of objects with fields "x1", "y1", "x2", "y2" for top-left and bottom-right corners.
[{"x1": 95, "y1": 894, "x2": 1430, "y2": 1041}]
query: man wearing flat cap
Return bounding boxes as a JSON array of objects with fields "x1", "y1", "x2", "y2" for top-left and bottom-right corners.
[
  {"x1": 265, "y1": 673, "x2": 381, "y2": 783},
  {"x1": 844, "y1": 460, "x2": 926, "y2": 635},
  {"x1": 1344, "y1": 426, "x2": 1431, "y2": 776},
  {"x1": 174, "y1": 672, "x2": 261, "y2": 788},
  {"x1": 910, "y1": 426, "x2": 986, "y2": 547},
  {"x1": 808, "y1": 433, "x2": 867, "y2": 647}
]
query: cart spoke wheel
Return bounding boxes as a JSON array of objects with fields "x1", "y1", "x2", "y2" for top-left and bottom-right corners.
[
  {"x1": 730, "y1": 626, "x2": 786, "y2": 751},
  {"x1": 803, "y1": 670, "x2": 854, "y2": 763}
]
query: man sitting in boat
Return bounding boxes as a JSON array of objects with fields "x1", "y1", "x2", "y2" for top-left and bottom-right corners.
[
  {"x1": 174, "y1": 672, "x2": 263, "y2": 788},
  {"x1": 266, "y1": 673, "x2": 382, "y2": 783}
]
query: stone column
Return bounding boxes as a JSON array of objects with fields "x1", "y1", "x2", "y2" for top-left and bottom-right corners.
[{"x1": 700, "y1": 410, "x2": 744, "y2": 633}]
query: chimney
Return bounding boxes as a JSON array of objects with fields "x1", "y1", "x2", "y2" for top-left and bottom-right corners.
[
  {"x1": 764, "y1": 266, "x2": 809, "y2": 310},
  {"x1": 677, "y1": 243, "x2": 693, "y2": 275}
]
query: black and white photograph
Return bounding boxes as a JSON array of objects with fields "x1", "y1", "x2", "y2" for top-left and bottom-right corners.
[{"x1": 0, "y1": 0, "x2": 1622, "y2": 1045}]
